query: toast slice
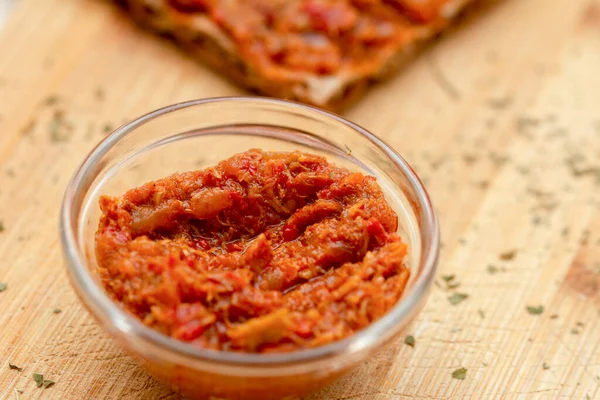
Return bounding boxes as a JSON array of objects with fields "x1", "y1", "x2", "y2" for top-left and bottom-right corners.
[{"x1": 116, "y1": 0, "x2": 475, "y2": 111}]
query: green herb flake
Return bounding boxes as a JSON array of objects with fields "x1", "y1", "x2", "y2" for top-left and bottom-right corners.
[
  {"x1": 33, "y1": 373, "x2": 44, "y2": 387},
  {"x1": 526, "y1": 305, "x2": 544, "y2": 315},
  {"x1": 404, "y1": 335, "x2": 415, "y2": 348},
  {"x1": 542, "y1": 362, "x2": 550, "y2": 370},
  {"x1": 33, "y1": 373, "x2": 55, "y2": 389},
  {"x1": 451, "y1": 367, "x2": 467, "y2": 380},
  {"x1": 488, "y1": 96, "x2": 513, "y2": 110},
  {"x1": 0, "y1": 221, "x2": 5, "y2": 232},
  {"x1": 9, "y1": 363, "x2": 23, "y2": 371},
  {"x1": 448, "y1": 293, "x2": 469, "y2": 305},
  {"x1": 487, "y1": 265, "x2": 499, "y2": 274},
  {"x1": 0, "y1": 282, "x2": 7, "y2": 292},
  {"x1": 103, "y1": 123, "x2": 114, "y2": 134},
  {"x1": 52, "y1": 308, "x2": 62, "y2": 314},
  {"x1": 447, "y1": 281, "x2": 461, "y2": 290},
  {"x1": 44, "y1": 95, "x2": 60, "y2": 106},
  {"x1": 477, "y1": 309, "x2": 485, "y2": 319},
  {"x1": 49, "y1": 110, "x2": 73, "y2": 143},
  {"x1": 441, "y1": 274, "x2": 461, "y2": 289},
  {"x1": 571, "y1": 328, "x2": 580, "y2": 335}
]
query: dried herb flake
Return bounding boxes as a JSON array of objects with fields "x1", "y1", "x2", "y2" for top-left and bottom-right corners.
[
  {"x1": 95, "y1": 87, "x2": 105, "y2": 101},
  {"x1": 516, "y1": 116, "x2": 540, "y2": 136},
  {"x1": 0, "y1": 282, "x2": 7, "y2": 292},
  {"x1": 542, "y1": 362, "x2": 550, "y2": 370},
  {"x1": 52, "y1": 308, "x2": 62, "y2": 314},
  {"x1": 49, "y1": 110, "x2": 73, "y2": 143},
  {"x1": 451, "y1": 367, "x2": 467, "y2": 380},
  {"x1": 33, "y1": 373, "x2": 55, "y2": 389},
  {"x1": 487, "y1": 265, "x2": 499, "y2": 274},
  {"x1": 404, "y1": 335, "x2": 415, "y2": 347},
  {"x1": 344, "y1": 144, "x2": 352, "y2": 155},
  {"x1": 33, "y1": 373, "x2": 44, "y2": 387},
  {"x1": 441, "y1": 274, "x2": 461, "y2": 289},
  {"x1": 489, "y1": 151, "x2": 509, "y2": 167},
  {"x1": 565, "y1": 154, "x2": 600, "y2": 181},
  {"x1": 20, "y1": 119, "x2": 36, "y2": 136},
  {"x1": 477, "y1": 309, "x2": 485, "y2": 319},
  {"x1": 0, "y1": 221, "x2": 5, "y2": 232},
  {"x1": 448, "y1": 293, "x2": 469, "y2": 305},
  {"x1": 499, "y1": 250, "x2": 517, "y2": 261},
  {"x1": 488, "y1": 97, "x2": 512, "y2": 110},
  {"x1": 103, "y1": 123, "x2": 114, "y2": 135},
  {"x1": 571, "y1": 328, "x2": 580, "y2": 335},
  {"x1": 44, "y1": 95, "x2": 60, "y2": 106},
  {"x1": 9, "y1": 363, "x2": 23, "y2": 371},
  {"x1": 526, "y1": 305, "x2": 544, "y2": 315},
  {"x1": 43, "y1": 380, "x2": 55, "y2": 388},
  {"x1": 447, "y1": 281, "x2": 460, "y2": 290},
  {"x1": 462, "y1": 154, "x2": 478, "y2": 165}
]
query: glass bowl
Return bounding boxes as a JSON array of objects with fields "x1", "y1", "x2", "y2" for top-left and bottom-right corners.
[{"x1": 60, "y1": 97, "x2": 439, "y2": 400}]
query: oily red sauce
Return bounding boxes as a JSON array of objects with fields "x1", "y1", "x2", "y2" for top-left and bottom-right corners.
[
  {"x1": 167, "y1": 0, "x2": 455, "y2": 76},
  {"x1": 96, "y1": 149, "x2": 409, "y2": 352}
]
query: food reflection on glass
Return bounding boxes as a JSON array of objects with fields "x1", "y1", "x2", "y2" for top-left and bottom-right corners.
[{"x1": 96, "y1": 149, "x2": 410, "y2": 353}]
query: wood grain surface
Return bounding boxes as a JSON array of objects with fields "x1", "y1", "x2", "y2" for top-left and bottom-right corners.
[{"x1": 1, "y1": 0, "x2": 599, "y2": 398}]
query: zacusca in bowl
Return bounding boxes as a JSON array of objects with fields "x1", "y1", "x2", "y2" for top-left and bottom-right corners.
[{"x1": 60, "y1": 97, "x2": 439, "y2": 400}]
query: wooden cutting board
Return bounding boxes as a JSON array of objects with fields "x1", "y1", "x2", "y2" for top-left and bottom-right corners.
[{"x1": 1, "y1": 0, "x2": 599, "y2": 398}]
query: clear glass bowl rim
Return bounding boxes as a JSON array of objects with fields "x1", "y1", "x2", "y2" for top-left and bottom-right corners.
[{"x1": 60, "y1": 96, "x2": 440, "y2": 367}]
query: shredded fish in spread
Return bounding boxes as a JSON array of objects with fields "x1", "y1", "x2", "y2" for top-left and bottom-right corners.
[{"x1": 96, "y1": 149, "x2": 409, "y2": 352}]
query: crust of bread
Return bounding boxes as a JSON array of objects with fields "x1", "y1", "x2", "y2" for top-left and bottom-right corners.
[{"x1": 118, "y1": 0, "x2": 475, "y2": 111}]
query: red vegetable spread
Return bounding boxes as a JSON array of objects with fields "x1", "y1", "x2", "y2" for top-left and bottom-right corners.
[
  {"x1": 96, "y1": 149, "x2": 409, "y2": 352},
  {"x1": 167, "y1": 0, "x2": 456, "y2": 76}
]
